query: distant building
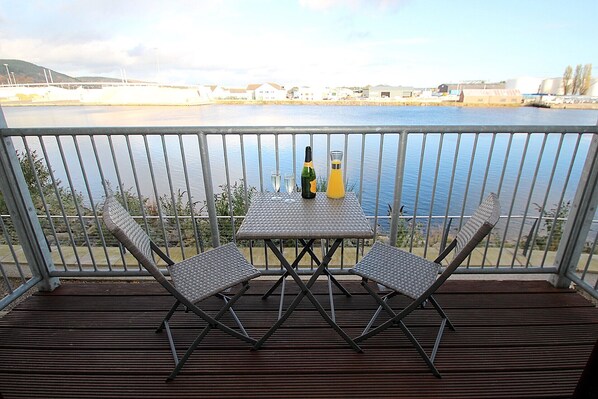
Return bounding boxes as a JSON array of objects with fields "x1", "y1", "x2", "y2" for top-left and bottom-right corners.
[
  {"x1": 249, "y1": 82, "x2": 286, "y2": 100},
  {"x1": 438, "y1": 82, "x2": 505, "y2": 94},
  {"x1": 459, "y1": 89, "x2": 522, "y2": 105},
  {"x1": 539, "y1": 78, "x2": 564, "y2": 95},
  {"x1": 365, "y1": 85, "x2": 414, "y2": 99},
  {"x1": 291, "y1": 86, "x2": 324, "y2": 101},
  {"x1": 505, "y1": 78, "x2": 542, "y2": 95}
]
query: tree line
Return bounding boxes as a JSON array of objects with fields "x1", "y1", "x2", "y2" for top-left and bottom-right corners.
[{"x1": 561, "y1": 64, "x2": 593, "y2": 95}]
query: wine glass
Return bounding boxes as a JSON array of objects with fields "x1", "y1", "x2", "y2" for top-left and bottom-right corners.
[
  {"x1": 271, "y1": 171, "x2": 281, "y2": 200},
  {"x1": 284, "y1": 173, "x2": 296, "y2": 203}
]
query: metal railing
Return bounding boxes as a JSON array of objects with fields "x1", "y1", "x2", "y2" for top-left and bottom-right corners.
[{"x1": 1, "y1": 117, "x2": 598, "y2": 307}]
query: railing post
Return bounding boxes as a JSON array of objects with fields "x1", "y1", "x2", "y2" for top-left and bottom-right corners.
[
  {"x1": 197, "y1": 132, "x2": 220, "y2": 248},
  {"x1": 0, "y1": 106, "x2": 59, "y2": 291},
  {"x1": 389, "y1": 130, "x2": 408, "y2": 246},
  {"x1": 551, "y1": 132, "x2": 598, "y2": 288}
]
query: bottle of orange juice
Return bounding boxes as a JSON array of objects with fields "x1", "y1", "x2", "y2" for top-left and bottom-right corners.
[{"x1": 326, "y1": 150, "x2": 345, "y2": 199}]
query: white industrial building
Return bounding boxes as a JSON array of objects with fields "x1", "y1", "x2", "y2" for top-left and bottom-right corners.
[{"x1": 505, "y1": 77, "x2": 542, "y2": 95}]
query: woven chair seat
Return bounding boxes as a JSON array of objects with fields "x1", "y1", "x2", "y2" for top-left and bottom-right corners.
[
  {"x1": 168, "y1": 243, "x2": 261, "y2": 304},
  {"x1": 352, "y1": 242, "x2": 441, "y2": 300}
]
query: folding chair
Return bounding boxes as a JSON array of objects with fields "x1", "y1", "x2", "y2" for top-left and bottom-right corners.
[
  {"x1": 349, "y1": 193, "x2": 500, "y2": 377},
  {"x1": 102, "y1": 195, "x2": 261, "y2": 381}
]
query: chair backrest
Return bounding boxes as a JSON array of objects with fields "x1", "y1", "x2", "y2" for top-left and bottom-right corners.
[
  {"x1": 449, "y1": 192, "x2": 500, "y2": 271},
  {"x1": 103, "y1": 195, "x2": 169, "y2": 286},
  {"x1": 425, "y1": 193, "x2": 500, "y2": 296}
]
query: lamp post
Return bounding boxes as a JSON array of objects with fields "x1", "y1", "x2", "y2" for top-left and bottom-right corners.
[{"x1": 3, "y1": 64, "x2": 11, "y2": 86}]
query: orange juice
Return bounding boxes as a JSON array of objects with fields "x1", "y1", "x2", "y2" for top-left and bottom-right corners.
[{"x1": 326, "y1": 152, "x2": 345, "y2": 199}]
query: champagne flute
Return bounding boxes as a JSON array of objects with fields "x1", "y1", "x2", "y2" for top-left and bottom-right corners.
[
  {"x1": 271, "y1": 171, "x2": 282, "y2": 200},
  {"x1": 284, "y1": 173, "x2": 296, "y2": 203}
]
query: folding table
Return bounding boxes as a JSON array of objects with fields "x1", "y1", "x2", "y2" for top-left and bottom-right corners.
[{"x1": 236, "y1": 192, "x2": 374, "y2": 351}]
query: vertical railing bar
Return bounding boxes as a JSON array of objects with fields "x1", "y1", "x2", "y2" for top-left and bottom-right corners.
[
  {"x1": 458, "y1": 133, "x2": 479, "y2": 231},
  {"x1": 511, "y1": 133, "x2": 548, "y2": 268},
  {"x1": 238, "y1": 134, "x2": 254, "y2": 263},
  {"x1": 275, "y1": 133, "x2": 280, "y2": 173},
  {"x1": 0, "y1": 216, "x2": 26, "y2": 282},
  {"x1": 161, "y1": 135, "x2": 185, "y2": 258},
  {"x1": 474, "y1": 132, "x2": 497, "y2": 268},
  {"x1": 482, "y1": 133, "x2": 513, "y2": 268},
  {"x1": 343, "y1": 133, "x2": 349, "y2": 187},
  {"x1": 196, "y1": 133, "x2": 220, "y2": 249},
  {"x1": 0, "y1": 260, "x2": 15, "y2": 293},
  {"x1": 541, "y1": 133, "x2": 584, "y2": 266},
  {"x1": 257, "y1": 134, "x2": 264, "y2": 192},
  {"x1": 496, "y1": 134, "x2": 531, "y2": 268},
  {"x1": 371, "y1": 133, "x2": 385, "y2": 239},
  {"x1": 22, "y1": 138, "x2": 68, "y2": 271},
  {"x1": 263, "y1": 240, "x2": 269, "y2": 270},
  {"x1": 580, "y1": 228, "x2": 598, "y2": 280},
  {"x1": 124, "y1": 135, "x2": 150, "y2": 271},
  {"x1": 440, "y1": 133, "x2": 461, "y2": 255},
  {"x1": 358, "y1": 133, "x2": 366, "y2": 203},
  {"x1": 292, "y1": 134, "x2": 299, "y2": 265},
  {"x1": 73, "y1": 135, "x2": 111, "y2": 270},
  {"x1": 143, "y1": 135, "x2": 170, "y2": 258},
  {"x1": 459, "y1": 133, "x2": 479, "y2": 269},
  {"x1": 39, "y1": 136, "x2": 82, "y2": 271},
  {"x1": 240, "y1": 134, "x2": 250, "y2": 210},
  {"x1": 424, "y1": 133, "x2": 444, "y2": 258},
  {"x1": 357, "y1": 133, "x2": 366, "y2": 263},
  {"x1": 108, "y1": 136, "x2": 127, "y2": 209},
  {"x1": 340, "y1": 133, "x2": 350, "y2": 267},
  {"x1": 56, "y1": 135, "x2": 97, "y2": 270},
  {"x1": 326, "y1": 133, "x2": 331, "y2": 181},
  {"x1": 222, "y1": 134, "x2": 237, "y2": 245},
  {"x1": 526, "y1": 134, "x2": 566, "y2": 267},
  {"x1": 410, "y1": 133, "x2": 427, "y2": 252},
  {"x1": 98, "y1": 136, "x2": 128, "y2": 269},
  {"x1": 292, "y1": 133, "x2": 297, "y2": 180},
  {"x1": 389, "y1": 131, "x2": 407, "y2": 247},
  {"x1": 309, "y1": 132, "x2": 315, "y2": 270},
  {"x1": 178, "y1": 134, "x2": 201, "y2": 255}
]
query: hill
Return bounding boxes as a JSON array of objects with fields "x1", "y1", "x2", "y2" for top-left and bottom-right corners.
[{"x1": 0, "y1": 59, "x2": 121, "y2": 85}]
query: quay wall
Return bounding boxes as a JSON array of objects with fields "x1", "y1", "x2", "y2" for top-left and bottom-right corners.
[{"x1": 0, "y1": 85, "x2": 210, "y2": 106}]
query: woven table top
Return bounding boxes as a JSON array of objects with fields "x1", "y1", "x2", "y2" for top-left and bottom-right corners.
[{"x1": 236, "y1": 192, "x2": 374, "y2": 240}]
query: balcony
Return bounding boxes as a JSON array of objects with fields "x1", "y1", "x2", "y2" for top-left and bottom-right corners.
[{"x1": 1, "y1": 114, "x2": 598, "y2": 397}]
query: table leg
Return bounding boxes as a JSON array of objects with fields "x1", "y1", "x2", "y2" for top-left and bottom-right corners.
[
  {"x1": 254, "y1": 239, "x2": 362, "y2": 353},
  {"x1": 262, "y1": 239, "x2": 316, "y2": 300},
  {"x1": 299, "y1": 239, "x2": 352, "y2": 297}
]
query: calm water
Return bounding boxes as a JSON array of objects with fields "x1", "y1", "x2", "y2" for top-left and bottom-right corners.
[
  {"x1": 3, "y1": 104, "x2": 598, "y2": 127},
  {"x1": 2, "y1": 105, "x2": 598, "y2": 232}
]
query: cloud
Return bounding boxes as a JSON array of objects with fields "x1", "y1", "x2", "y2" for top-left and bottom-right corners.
[{"x1": 299, "y1": 0, "x2": 410, "y2": 11}]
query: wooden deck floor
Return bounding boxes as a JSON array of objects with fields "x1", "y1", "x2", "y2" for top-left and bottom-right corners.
[{"x1": 1, "y1": 279, "x2": 597, "y2": 398}]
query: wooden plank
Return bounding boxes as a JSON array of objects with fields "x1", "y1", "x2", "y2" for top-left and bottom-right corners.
[
  {"x1": 0, "y1": 280, "x2": 596, "y2": 399},
  {"x1": 0, "y1": 370, "x2": 582, "y2": 398},
  {"x1": 2, "y1": 324, "x2": 598, "y2": 350},
  {"x1": 18, "y1": 291, "x2": 595, "y2": 311}
]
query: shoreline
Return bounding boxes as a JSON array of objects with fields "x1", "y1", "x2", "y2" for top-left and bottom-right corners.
[{"x1": 1, "y1": 99, "x2": 597, "y2": 109}]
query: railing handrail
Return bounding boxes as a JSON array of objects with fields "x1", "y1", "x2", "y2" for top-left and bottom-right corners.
[{"x1": 2, "y1": 125, "x2": 597, "y2": 137}]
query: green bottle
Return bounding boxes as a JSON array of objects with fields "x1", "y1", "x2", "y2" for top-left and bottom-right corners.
[{"x1": 301, "y1": 146, "x2": 316, "y2": 199}]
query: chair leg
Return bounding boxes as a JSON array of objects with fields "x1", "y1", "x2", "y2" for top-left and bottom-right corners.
[
  {"x1": 357, "y1": 281, "x2": 446, "y2": 378},
  {"x1": 164, "y1": 284, "x2": 255, "y2": 381},
  {"x1": 428, "y1": 295, "x2": 456, "y2": 331},
  {"x1": 396, "y1": 320, "x2": 442, "y2": 378},
  {"x1": 157, "y1": 300, "x2": 181, "y2": 333}
]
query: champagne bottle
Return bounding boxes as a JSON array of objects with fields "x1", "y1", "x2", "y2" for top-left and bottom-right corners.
[{"x1": 301, "y1": 146, "x2": 316, "y2": 199}]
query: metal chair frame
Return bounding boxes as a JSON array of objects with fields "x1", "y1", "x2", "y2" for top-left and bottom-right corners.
[
  {"x1": 103, "y1": 196, "x2": 260, "y2": 381},
  {"x1": 350, "y1": 193, "x2": 500, "y2": 378}
]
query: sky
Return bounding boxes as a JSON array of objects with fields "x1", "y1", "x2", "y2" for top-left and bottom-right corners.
[{"x1": 0, "y1": 0, "x2": 596, "y2": 88}]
